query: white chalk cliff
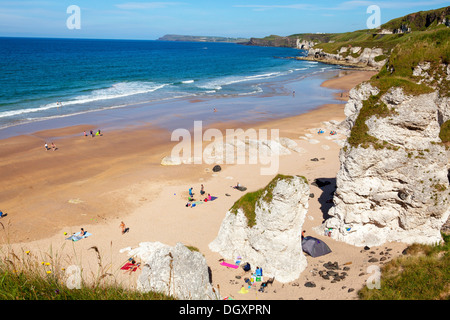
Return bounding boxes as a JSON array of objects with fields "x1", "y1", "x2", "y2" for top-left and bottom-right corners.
[
  {"x1": 318, "y1": 64, "x2": 450, "y2": 247},
  {"x1": 209, "y1": 175, "x2": 309, "y2": 283}
]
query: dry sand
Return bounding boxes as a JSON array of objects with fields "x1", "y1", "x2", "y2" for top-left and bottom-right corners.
[{"x1": 0, "y1": 70, "x2": 408, "y2": 300}]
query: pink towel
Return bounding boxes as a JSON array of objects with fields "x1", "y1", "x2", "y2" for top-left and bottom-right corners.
[{"x1": 220, "y1": 261, "x2": 239, "y2": 269}]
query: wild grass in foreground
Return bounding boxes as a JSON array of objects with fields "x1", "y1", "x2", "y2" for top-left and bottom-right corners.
[
  {"x1": 359, "y1": 233, "x2": 450, "y2": 300},
  {"x1": 0, "y1": 245, "x2": 174, "y2": 300}
]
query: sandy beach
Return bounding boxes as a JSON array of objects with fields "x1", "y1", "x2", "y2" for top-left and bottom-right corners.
[{"x1": 0, "y1": 69, "x2": 409, "y2": 300}]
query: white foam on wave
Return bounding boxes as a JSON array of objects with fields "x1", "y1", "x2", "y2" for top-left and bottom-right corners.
[
  {"x1": 197, "y1": 71, "x2": 283, "y2": 90},
  {"x1": 0, "y1": 81, "x2": 167, "y2": 119},
  {"x1": 181, "y1": 80, "x2": 195, "y2": 84}
]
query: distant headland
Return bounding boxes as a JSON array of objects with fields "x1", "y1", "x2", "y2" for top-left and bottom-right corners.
[{"x1": 157, "y1": 34, "x2": 250, "y2": 43}]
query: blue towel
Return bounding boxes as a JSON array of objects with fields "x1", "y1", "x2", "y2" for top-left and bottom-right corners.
[{"x1": 66, "y1": 231, "x2": 92, "y2": 241}]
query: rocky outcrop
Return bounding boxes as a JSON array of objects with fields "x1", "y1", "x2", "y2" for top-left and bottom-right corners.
[
  {"x1": 317, "y1": 70, "x2": 450, "y2": 247},
  {"x1": 303, "y1": 47, "x2": 387, "y2": 70},
  {"x1": 209, "y1": 175, "x2": 309, "y2": 283},
  {"x1": 296, "y1": 39, "x2": 316, "y2": 50},
  {"x1": 122, "y1": 242, "x2": 218, "y2": 300}
]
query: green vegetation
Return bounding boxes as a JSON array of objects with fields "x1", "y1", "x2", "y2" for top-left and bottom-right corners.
[
  {"x1": 0, "y1": 248, "x2": 174, "y2": 300},
  {"x1": 347, "y1": 93, "x2": 391, "y2": 148},
  {"x1": 359, "y1": 233, "x2": 450, "y2": 300},
  {"x1": 230, "y1": 174, "x2": 305, "y2": 227},
  {"x1": 440, "y1": 120, "x2": 450, "y2": 143},
  {"x1": 0, "y1": 270, "x2": 173, "y2": 300},
  {"x1": 380, "y1": 6, "x2": 450, "y2": 32}
]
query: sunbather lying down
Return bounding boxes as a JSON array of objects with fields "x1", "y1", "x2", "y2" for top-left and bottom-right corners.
[
  {"x1": 232, "y1": 183, "x2": 247, "y2": 191},
  {"x1": 121, "y1": 258, "x2": 141, "y2": 273}
]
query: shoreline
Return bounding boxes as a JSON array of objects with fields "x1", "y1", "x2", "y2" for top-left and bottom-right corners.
[
  {"x1": 0, "y1": 68, "x2": 342, "y2": 140},
  {"x1": 1, "y1": 69, "x2": 406, "y2": 301}
]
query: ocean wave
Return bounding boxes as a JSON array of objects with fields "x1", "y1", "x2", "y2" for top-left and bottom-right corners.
[
  {"x1": 181, "y1": 80, "x2": 195, "y2": 84},
  {"x1": 196, "y1": 71, "x2": 284, "y2": 90},
  {"x1": 0, "y1": 81, "x2": 167, "y2": 119}
]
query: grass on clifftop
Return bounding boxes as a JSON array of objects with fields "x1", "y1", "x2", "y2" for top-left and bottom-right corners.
[
  {"x1": 230, "y1": 174, "x2": 305, "y2": 228},
  {"x1": 347, "y1": 27, "x2": 449, "y2": 148},
  {"x1": 359, "y1": 233, "x2": 450, "y2": 300}
]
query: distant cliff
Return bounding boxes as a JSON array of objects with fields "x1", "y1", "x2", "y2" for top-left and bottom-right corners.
[
  {"x1": 157, "y1": 34, "x2": 249, "y2": 43},
  {"x1": 245, "y1": 6, "x2": 450, "y2": 71}
]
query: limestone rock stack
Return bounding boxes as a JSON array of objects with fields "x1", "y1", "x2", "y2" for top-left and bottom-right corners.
[{"x1": 209, "y1": 175, "x2": 310, "y2": 283}]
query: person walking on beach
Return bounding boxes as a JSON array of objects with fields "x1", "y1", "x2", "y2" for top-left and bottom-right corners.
[
  {"x1": 51, "y1": 142, "x2": 56, "y2": 151},
  {"x1": 90, "y1": 130, "x2": 94, "y2": 137},
  {"x1": 120, "y1": 221, "x2": 127, "y2": 234},
  {"x1": 44, "y1": 143, "x2": 49, "y2": 151}
]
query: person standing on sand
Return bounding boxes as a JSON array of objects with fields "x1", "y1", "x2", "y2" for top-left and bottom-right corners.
[
  {"x1": 44, "y1": 143, "x2": 49, "y2": 151},
  {"x1": 120, "y1": 221, "x2": 126, "y2": 234},
  {"x1": 51, "y1": 142, "x2": 56, "y2": 151},
  {"x1": 200, "y1": 184, "x2": 205, "y2": 195}
]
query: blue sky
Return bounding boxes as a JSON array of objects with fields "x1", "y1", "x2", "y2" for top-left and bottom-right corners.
[{"x1": 0, "y1": 0, "x2": 449, "y2": 39}]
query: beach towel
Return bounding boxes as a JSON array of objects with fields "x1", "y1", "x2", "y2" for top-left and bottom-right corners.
[
  {"x1": 65, "y1": 231, "x2": 92, "y2": 242},
  {"x1": 220, "y1": 261, "x2": 239, "y2": 269},
  {"x1": 191, "y1": 201, "x2": 203, "y2": 207},
  {"x1": 238, "y1": 287, "x2": 249, "y2": 294},
  {"x1": 121, "y1": 262, "x2": 140, "y2": 272}
]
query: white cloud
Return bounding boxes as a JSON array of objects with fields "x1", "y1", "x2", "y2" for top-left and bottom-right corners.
[
  {"x1": 233, "y1": 4, "x2": 314, "y2": 10},
  {"x1": 115, "y1": 2, "x2": 185, "y2": 10}
]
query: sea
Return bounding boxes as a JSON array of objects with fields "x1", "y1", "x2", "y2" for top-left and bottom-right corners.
[{"x1": 0, "y1": 37, "x2": 342, "y2": 137}]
